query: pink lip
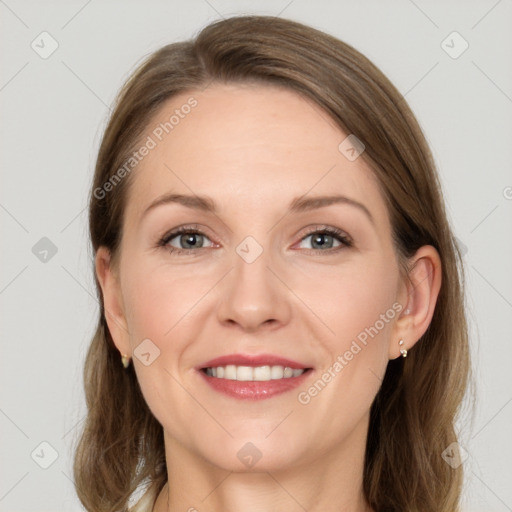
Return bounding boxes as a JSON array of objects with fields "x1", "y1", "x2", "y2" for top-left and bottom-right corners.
[
  {"x1": 196, "y1": 353, "x2": 314, "y2": 401},
  {"x1": 198, "y1": 368, "x2": 312, "y2": 400},
  {"x1": 198, "y1": 353, "x2": 311, "y2": 370}
]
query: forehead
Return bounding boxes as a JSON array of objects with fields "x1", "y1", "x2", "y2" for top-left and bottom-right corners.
[{"x1": 124, "y1": 83, "x2": 387, "y2": 226}]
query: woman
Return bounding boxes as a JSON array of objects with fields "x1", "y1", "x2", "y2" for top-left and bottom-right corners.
[{"x1": 74, "y1": 15, "x2": 471, "y2": 512}]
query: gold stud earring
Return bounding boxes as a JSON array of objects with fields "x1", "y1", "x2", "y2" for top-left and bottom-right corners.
[
  {"x1": 121, "y1": 353, "x2": 131, "y2": 368},
  {"x1": 399, "y1": 339, "x2": 407, "y2": 358}
]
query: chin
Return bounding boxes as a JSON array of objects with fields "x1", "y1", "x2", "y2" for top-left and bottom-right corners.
[{"x1": 190, "y1": 431, "x2": 308, "y2": 473}]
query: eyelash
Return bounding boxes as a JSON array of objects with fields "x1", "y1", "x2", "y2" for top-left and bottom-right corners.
[{"x1": 157, "y1": 224, "x2": 353, "y2": 256}]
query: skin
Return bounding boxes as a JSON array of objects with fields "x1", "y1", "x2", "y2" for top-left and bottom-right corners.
[{"x1": 96, "y1": 83, "x2": 441, "y2": 512}]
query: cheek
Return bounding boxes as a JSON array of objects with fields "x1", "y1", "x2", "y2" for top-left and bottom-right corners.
[
  {"x1": 120, "y1": 266, "x2": 210, "y2": 430},
  {"x1": 122, "y1": 261, "x2": 216, "y2": 342},
  {"x1": 301, "y1": 256, "x2": 398, "y2": 343},
  {"x1": 300, "y1": 257, "x2": 399, "y2": 396},
  {"x1": 282, "y1": 261, "x2": 399, "y2": 458}
]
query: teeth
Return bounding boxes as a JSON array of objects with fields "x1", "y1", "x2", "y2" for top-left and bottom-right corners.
[
  {"x1": 224, "y1": 364, "x2": 237, "y2": 380},
  {"x1": 253, "y1": 366, "x2": 271, "y2": 381},
  {"x1": 204, "y1": 365, "x2": 306, "y2": 381},
  {"x1": 271, "y1": 365, "x2": 283, "y2": 379},
  {"x1": 237, "y1": 366, "x2": 253, "y2": 381}
]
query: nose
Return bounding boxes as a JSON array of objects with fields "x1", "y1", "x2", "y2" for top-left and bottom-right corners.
[{"x1": 216, "y1": 243, "x2": 292, "y2": 333}]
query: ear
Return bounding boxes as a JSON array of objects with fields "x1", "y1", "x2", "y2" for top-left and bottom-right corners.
[
  {"x1": 95, "y1": 246, "x2": 131, "y2": 356},
  {"x1": 389, "y1": 245, "x2": 442, "y2": 359}
]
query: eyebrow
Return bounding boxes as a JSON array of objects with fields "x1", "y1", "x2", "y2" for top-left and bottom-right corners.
[{"x1": 142, "y1": 192, "x2": 375, "y2": 225}]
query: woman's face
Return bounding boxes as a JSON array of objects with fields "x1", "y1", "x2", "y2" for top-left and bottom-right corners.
[{"x1": 99, "y1": 83, "x2": 411, "y2": 471}]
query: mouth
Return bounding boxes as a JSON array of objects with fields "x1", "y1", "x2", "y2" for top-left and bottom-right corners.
[
  {"x1": 197, "y1": 354, "x2": 314, "y2": 400},
  {"x1": 201, "y1": 365, "x2": 310, "y2": 381}
]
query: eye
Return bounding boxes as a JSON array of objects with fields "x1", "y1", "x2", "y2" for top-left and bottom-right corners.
[
  {"x1": 158, "y1": 226, "x2": 214, "y2": 255},
  {"x1": 296, "y1": 226, "x2": 352, "y2": 252}
]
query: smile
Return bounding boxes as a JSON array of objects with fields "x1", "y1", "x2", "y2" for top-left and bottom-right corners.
[
  {"x1": 203, "y1": 364, "x2": 306, "y2": 381},
  {"x1": 199, "y1": 366, "x2": 313, "y2": 399},
  {"x1": 197, "y1": 353, "x2": 313, "y2": 400}
]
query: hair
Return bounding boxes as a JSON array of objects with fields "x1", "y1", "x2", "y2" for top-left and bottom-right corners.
[{"x1": 73, "y1": 14, "x2": 471, "y2": 512}]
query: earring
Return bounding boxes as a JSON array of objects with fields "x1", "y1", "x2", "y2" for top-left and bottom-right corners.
[
  {"x1": 398, "y1": 339, "x2": 407, "y2": 358},
  {"x1": 121, "y1": 353, "x2": 131, "y2": 368}
]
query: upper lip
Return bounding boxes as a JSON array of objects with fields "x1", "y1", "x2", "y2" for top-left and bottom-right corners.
[{"x1": 198, "y1": 353, "x2": 312, "y2": 370}]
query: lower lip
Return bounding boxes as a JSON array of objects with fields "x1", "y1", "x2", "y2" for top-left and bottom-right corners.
[{"x1": 198, "y1": 369, "x2": 313, "y2": 400}]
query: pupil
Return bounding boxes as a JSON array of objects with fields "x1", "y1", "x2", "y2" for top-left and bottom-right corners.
[
  {"x1": 183, "y1": 233, "x2": 200, "y2": 248},
  {"x1": 313, "y1": 234, "x2": 332, "y2": 249}
]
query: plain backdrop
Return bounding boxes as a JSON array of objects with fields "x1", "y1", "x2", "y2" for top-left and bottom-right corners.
[{"x1": 1, "y1": 1, "x2": 511, "y2": 511}]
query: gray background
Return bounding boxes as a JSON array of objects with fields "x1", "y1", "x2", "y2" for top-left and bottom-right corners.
[{"x1": 1, "y1": 0, "x2": 511, "y2": 510}]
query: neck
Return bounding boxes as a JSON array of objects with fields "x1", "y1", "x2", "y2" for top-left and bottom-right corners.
[{"x1": 152, "y1": 414, "x2": 373, "y2": 512}]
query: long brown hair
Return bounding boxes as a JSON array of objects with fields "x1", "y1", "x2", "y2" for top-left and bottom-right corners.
[{"x1": 73, "y1": 15, "x2": 471, "y2": 511}]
